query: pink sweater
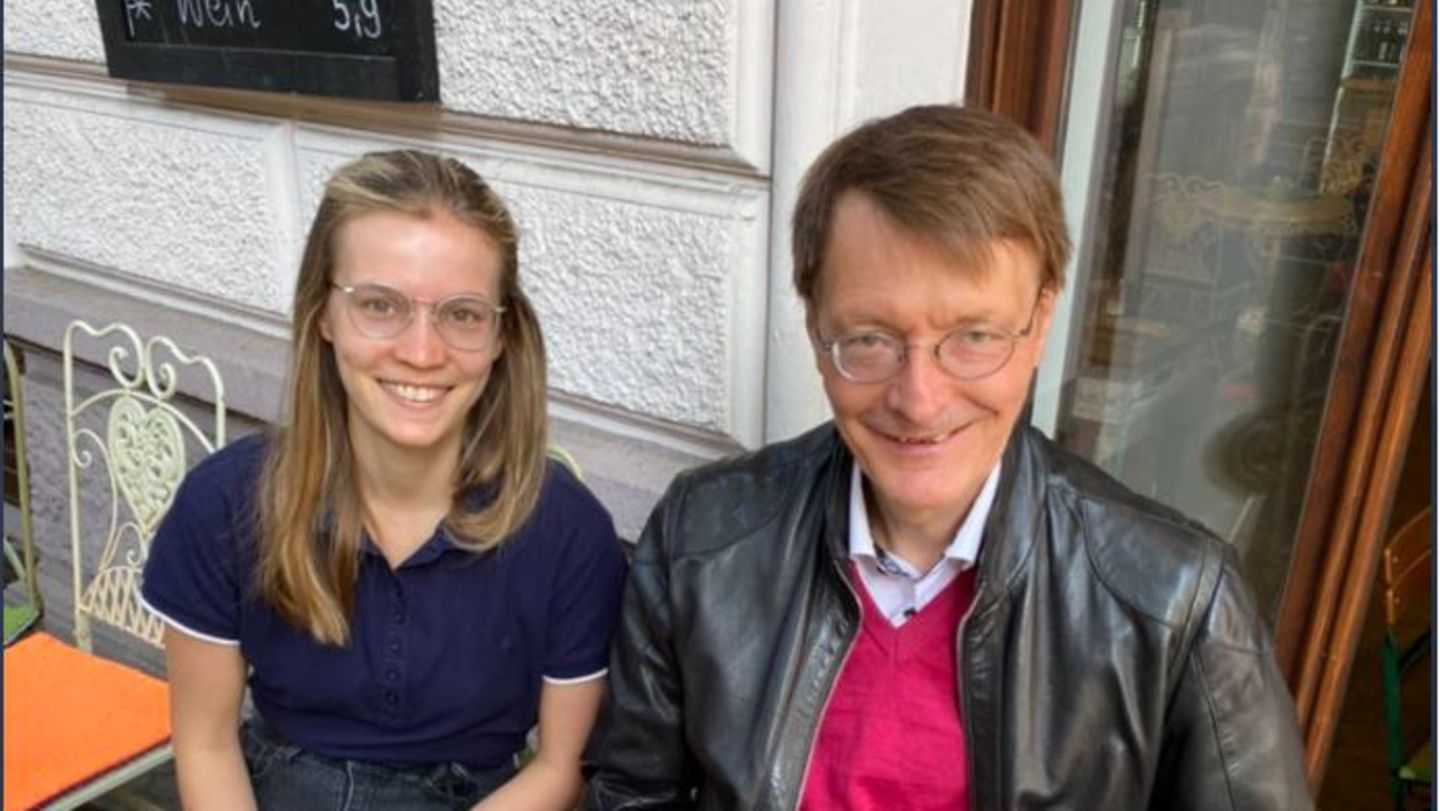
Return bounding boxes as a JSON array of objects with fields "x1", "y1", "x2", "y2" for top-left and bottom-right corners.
[{"x1": 799, "y1": 562, "x2": 976, "y2": 811}]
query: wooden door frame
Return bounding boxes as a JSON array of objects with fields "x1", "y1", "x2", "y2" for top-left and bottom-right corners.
[
  {"x1": 969, "y1": 0, "x2": 1435, "y2": 791},
  {"x1": 1275, "y1": 0, "x2": 1433, "y2": 787},
  {"x1": 966, "y1": 0, "x2": 1076, "y2": 158}
]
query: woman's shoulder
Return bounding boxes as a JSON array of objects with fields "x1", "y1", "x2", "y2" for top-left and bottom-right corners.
[
  {"x1": 536, "y1": 457, "x2": 613, "y2": 525},
  {"x1": 198, "y1": 430, "x2": 267, "y2": 469},
  {"x1": 520, "y1": 459, "x2": 627, "y2": 585},
  {"x1": 171, "y1": 431, "x2": 269, "y2": 518},
  {"x1": 505, "y1": 459, "x2": 619, "y2": 557},
  {"x1": 144, "y1": 433, "x2": 267, "y2": 640},
  {"x1": 540, "y1": 454, "x2": 592, "y2": 495}
]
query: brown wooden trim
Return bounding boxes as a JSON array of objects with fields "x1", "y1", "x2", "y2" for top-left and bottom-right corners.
[
  {"x1": 1272, "y1": 0, "x2": 1434, "y2": 684},
  {"x1": 967, "y1": 0, "x2": 1002, "y2": 112},
  {"x1": 966, "y1": 0, "x2": 1075, "y2": 157},
  {"x1": 1305, "y1": 246, "x2": 1432, "y2": 790},
  {"x1": 1285, "y1": 81, "x2": 1435, "y2": 797},
  {"x1": 1292, "y1": 124, "x2": 1433, "y2": 720}
]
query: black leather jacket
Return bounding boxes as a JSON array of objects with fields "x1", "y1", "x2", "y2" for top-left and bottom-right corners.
[{"x1": 583, "y1": 424, "x2": 1312, "y2": 810}]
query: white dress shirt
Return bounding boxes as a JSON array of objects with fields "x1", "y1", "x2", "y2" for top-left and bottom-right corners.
[{"x1": 847, "y1": 460, "x2": 1001, "y2": 627}]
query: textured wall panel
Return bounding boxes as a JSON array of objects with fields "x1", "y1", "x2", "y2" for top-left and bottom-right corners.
[
  {"x1": 509, "y1": 186, "x2": 731, "y2": 429},
  {"x1": 294, "y1": 138, "x2": 749, "y2": 433},
  {"x1": 3, "y1": 88, "x2": 286, "y2": 312},
  {"x1": 4, "y1": 0, "x2": 105, "y2": 62},
  {"x1": 435, "y1": 0, "x2": 731, "y2": 144}
]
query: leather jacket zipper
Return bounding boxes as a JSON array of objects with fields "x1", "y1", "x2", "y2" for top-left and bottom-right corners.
[
  {"x1": 789, "y1": 558, "x2": 862, "y2": 811},
  {"x1": 955, "y1": 574, "x2": 980, "y2": 811}
]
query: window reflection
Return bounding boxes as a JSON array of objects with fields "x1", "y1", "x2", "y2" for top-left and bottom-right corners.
[{"x1": 1055, "y1": 0, "x2": 1412, "y2": 620}]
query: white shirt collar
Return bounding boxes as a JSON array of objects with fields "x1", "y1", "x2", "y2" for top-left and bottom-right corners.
[{"x1": 847, "y1": 459, "x2": 1001, "y2": 571}]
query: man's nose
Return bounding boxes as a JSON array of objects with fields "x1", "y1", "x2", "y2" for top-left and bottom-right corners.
[{"x1": 884, "y1": 348, "x2": 950, "y2": 425}]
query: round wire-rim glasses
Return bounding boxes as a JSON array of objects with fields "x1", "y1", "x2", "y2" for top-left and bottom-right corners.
[
  {"x1": 819, "y1": 292, "x2": 1043, "y2": 383},
  {"x1": 331, "y1": 282, "x2": 505, "y2": 352}
]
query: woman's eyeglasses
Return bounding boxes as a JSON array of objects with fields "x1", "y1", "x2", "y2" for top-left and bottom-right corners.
[{"x1": 331, "y1": 282, "x2": 504, "y2": 352}]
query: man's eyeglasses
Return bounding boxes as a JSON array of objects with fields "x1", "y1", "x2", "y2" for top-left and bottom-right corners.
[
  {"x1": 819, "y1": 293, "x2": 1043, "y2": 383},
  {"x1": 331, "y1": 282, "x2": 505, "y2": 352}
]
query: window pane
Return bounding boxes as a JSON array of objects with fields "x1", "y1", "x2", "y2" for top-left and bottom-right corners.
[{"x1": 1053, "y1": 0, "x2": 1414, "y2": 620}]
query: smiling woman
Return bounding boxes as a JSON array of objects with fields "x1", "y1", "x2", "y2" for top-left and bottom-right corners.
[
  {"x1": 321, "y1": 209, "x2": 505, "y2": 500},
  {"x1": 138, "y1": 150, "x2": 628, "y2": 811}
]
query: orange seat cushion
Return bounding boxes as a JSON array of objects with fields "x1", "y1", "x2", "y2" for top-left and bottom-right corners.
[{"x1": 3, "y1": 632, "x2": 170, "y2": 811}]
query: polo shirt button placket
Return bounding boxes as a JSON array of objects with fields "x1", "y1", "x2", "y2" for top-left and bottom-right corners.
[
  {"x1": 380, "y1": 582, "x2": 407, "y2": 716},
  {"x1": 376, "y1": 670, "x2": 406, "y2": 716}
]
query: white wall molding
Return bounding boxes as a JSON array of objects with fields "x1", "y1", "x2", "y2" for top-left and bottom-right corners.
[
  {"x1": 5, "y1": 52, "x2": 771, "y2": 176},
  {"x1": 5, "y1": 255, "x2": 291, "y2": 422},
  {"x1": 764, "y1": 0, "x2": 850, "y2": 444},
  {"x1": 728, "y1": 0, "x2": 778, "y2": 174},
  {"x1": 260, "y1": 121, "x2": 304, "y2": 310},
  {"x1": 548, "y1": 394, "x2": 744, "y2": 462},
  {"x1": 3, "y1": 66, "x2": 771, "y2": 211},
  {"x1": 1032, "y1": 0, "x2": 1127, "y2": 435},
  {"x1": 23, "y1": 248, "x2": 292, "y2": 343},
  {"x1": 3, "y1": 215, "x2": 24, "y2": 270}
]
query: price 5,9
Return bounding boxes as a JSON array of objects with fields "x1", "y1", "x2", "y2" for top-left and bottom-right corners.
[{"x1": 332, "y1": 0, "x2": 382, "y2": 39}]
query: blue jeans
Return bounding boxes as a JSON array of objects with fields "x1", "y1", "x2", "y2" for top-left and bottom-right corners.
[{"x1": 240, "y1": 718, "x2": 516, "y2": 810}]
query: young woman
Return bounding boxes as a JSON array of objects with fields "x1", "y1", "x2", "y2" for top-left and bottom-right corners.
[{"x1": 142, "y1": 150, "x2": 627, "y2": 810}]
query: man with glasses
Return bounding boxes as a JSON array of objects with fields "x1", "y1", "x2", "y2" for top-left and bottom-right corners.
[{"x1": 583, "y1": 106, "x2": 1311, "y2": 810}]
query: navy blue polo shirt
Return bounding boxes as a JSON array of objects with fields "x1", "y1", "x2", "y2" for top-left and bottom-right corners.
[{"x1": 140, "y1": 434, "x2": 627, "y2": 770}]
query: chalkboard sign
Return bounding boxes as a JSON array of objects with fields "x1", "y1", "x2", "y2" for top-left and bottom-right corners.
[{"x1": 94, "y1": 1, "x2": 438, "y2": 101}]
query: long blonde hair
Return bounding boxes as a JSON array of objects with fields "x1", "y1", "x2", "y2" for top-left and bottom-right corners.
[{"x1": 257, "y1": 150, "x2": 548, "y2": 645}]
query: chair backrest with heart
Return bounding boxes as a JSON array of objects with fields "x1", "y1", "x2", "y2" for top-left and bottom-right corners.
[{"x1": 63, "y1": 321, "x2": 226, "y2": 653}]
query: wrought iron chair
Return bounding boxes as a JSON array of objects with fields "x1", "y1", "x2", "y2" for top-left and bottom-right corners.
[
  {"x1": 1381, "y1": 507, "x2": 1433, "y2": 811},
  {"x1": 3, "y1": 321, "x2": 225, "y2": 811},
  {"x1": 546, "y1": 444, "x2": 582, "y2": 480},
  {"x1": 3, "y1": 339, "x2": 41, "y2": 645}
]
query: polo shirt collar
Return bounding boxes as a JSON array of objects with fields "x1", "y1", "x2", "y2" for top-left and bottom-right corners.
[
  {"x1": 356, "y1": 482, "x2": 494, "y2": 568},
  {"x1": 360, "y1": 526, "x2": 460, "y2": 568},
  {"x1": 847, "y1": 459, "x2": 1001, "y2": 570}
]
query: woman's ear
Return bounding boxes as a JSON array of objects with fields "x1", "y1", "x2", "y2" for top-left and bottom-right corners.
[{"x1": 318, "y1": 304, "x2": 334, "y2": 343}]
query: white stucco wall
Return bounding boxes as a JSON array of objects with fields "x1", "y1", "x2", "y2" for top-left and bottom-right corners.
[
  {"x1": 4, "y1": 86, "x2": 285, "y2": 311},
  {"x1": 436, "y1": 0, "x2": 730, "y2": 144},
  {"x1": 3, "y1": 0, "x2": 106, "y2": 63}
]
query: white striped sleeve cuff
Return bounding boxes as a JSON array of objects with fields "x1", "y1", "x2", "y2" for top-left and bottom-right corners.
[
  {"x1": 138, "y1": 593, "x2": 241, "y2": 647},
  {"x1": 541, "y1": 667, "x2": 608, "y2": 685}
]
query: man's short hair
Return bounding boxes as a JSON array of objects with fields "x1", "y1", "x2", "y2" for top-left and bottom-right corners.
[{"x1": 791, "y1": 105, "x2": 1071, "y2": 307}]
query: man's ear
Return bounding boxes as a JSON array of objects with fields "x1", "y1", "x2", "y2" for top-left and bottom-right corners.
[
  {"x1": 1030, "y1": 285, "x2": 1060, "y2": 357},
  {"x1": 805, "y1": 307, "x2": 827, "y2": 375}
]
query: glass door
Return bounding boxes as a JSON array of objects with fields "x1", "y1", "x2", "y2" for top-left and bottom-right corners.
[{"x1": 1038, "y1": 0, "x2": 1418, "y2": 622}]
